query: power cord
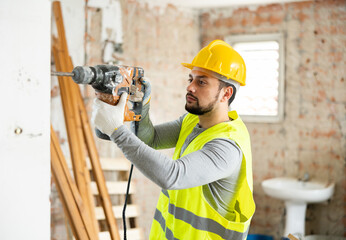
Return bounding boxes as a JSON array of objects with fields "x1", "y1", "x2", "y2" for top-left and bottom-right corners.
[
  {"x1": 122, "y1": 120, "x2": 139, "y2": 240},
  {"x1": 122, "y1": 164, "x2": 134, "y2": 240}
]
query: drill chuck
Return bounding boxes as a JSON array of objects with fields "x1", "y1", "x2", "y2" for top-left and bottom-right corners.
[{"x1": 72, "y1": 66, "x2": 95, "y2": 84}]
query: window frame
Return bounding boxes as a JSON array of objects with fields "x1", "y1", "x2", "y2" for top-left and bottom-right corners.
[{"x1": 225, "y1": 33, "x2": 285, "y2": 123}]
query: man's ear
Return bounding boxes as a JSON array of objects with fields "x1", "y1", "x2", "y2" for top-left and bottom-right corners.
[{"x1": 221, "y1": 86, "x2": 233, "y2": 103}]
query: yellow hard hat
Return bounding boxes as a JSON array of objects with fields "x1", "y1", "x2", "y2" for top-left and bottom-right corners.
[{"x1": 182, "y1": 40, "x2": 246, "y2": 86}]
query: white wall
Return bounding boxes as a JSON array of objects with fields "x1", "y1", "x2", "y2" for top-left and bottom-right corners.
[{"x1": 0, "y1": 1, "x2": 51, "y2": 239}]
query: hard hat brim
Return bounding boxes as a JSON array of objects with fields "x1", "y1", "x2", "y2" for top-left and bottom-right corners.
[
  {"x1": 181, "y1": 63, "x2": 194, "y2": 69},
  {"x1": 181, "y1": 63, "x2": 245, "y2": 86}
]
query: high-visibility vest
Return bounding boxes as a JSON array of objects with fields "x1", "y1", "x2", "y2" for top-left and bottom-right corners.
[{"x1": 150, "y1": 111, "x2": 255, "y2": 240}]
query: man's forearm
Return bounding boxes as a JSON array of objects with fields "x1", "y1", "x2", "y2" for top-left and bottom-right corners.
[
  {"x1": 130, "y1": 104, "x2": 154, "y2": 144},
  {"x1": 130, "y1": 104, "x2": 184, "y2": 149},
  {"x1": 110, "y1": 126, "x2": 242, "y2": 190},
  {"x1": 111, "y1": 125, "x2": 179, "y2": 189}
]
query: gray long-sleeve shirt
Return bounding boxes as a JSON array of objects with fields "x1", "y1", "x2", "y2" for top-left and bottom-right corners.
[{"x1": 110, "y1": 105, "x2": 242, "y2": 219}]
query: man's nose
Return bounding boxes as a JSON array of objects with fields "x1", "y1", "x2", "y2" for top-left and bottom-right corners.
[{"x1": 186, "y1": 80, "x2": 196, "y2": 93}]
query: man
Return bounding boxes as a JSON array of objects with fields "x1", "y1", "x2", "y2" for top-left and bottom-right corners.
[{"x1": 92, "y1": 40, "x2": 255, "y2": 240}]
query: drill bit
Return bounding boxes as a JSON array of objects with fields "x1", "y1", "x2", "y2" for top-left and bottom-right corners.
[{"x1": 51, "y1": 71, "x2": 74, "y2": 77}]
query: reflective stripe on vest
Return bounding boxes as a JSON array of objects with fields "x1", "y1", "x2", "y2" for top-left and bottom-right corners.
[
  {"x1": 150, "y1": 111, "x2": 255, "y2": 240},
  {"x1": 153, "y1": 190, "x2": 250, "y2": 240}
]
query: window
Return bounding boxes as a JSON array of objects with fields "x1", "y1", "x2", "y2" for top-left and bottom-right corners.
[{"x1": 226, "y1": 33, "x2": 285, "y2": 122}]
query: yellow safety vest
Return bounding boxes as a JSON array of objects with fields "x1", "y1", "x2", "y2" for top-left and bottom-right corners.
[{"x1": 150, "y1": 111, "x2": 255, "y2": 240}]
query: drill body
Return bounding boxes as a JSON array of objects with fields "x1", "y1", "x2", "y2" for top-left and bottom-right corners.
[{"x1": 71, "y1": 64, "x2": 145, "y2": 122}]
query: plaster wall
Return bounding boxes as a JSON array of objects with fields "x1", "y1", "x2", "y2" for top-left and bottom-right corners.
[{"x1": 0, "y1": 0, "x2": 51, "y2": 239}]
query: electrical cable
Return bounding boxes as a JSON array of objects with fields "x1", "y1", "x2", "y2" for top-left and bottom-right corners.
[
  {"x1": 122, "y1": 164, "x2": 134, "y2": 240},
  {"x1": 122, "y1": 119, "x2": 139, "y2": 240}
]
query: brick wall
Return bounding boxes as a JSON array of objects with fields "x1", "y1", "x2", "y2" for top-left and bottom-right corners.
[{"x1": 200, "y1": 0, "x2": 345, "y2": 238}]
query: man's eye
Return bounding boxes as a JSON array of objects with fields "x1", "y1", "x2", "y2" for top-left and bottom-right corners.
[
  {"x1": 188, "y1": 79, "x2": 192, "y2": 83},
  {"x1": 198, "y1": 80, "x2": 206, "y2": 85}
]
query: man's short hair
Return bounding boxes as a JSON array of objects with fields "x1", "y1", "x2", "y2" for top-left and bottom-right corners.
[{"x1": 192, "y1": 67, "x2": 240, "y2": 106}]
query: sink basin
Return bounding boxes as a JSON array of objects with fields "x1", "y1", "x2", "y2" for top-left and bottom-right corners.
[
  {"x1": 261, "y1": 177, "x2": 335, "y2": 203},
  {"x1": 261, "y1": 177, "x2": 335, "y2": 237}
]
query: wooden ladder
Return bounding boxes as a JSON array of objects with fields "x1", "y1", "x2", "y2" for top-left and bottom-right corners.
[{"x1": 88, "y1": 157, "x2": 143, "y2": 240}]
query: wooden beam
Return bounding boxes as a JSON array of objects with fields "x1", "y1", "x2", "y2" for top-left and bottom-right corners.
[
  {"x1": 51, "y1": 126, "x2": 92, "y2": 240},
  {"x1": 52, "y1": 1, "x2": 99, "y2": 239},
  {"x1": 52, "y1": 40, "x2": 99, "y2": 240}
]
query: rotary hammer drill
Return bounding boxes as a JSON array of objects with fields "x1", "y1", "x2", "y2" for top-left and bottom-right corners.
[{"x1": 52, "y1": 64, "x2": 145, "y2": 139}]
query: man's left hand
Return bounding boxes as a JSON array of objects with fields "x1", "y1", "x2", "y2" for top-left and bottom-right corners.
[{"x1": 91, "y1": 92, "x2": 128, "y2": 136}]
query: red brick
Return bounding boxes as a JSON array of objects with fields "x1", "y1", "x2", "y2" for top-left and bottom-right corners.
[{"x1": 269, "y1": 14, "x2": 284, "y2": 24}]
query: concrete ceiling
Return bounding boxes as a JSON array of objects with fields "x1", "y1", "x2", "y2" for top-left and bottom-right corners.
[{"x1": 143, "y1": 0, "x2": 309, "y2": 9}]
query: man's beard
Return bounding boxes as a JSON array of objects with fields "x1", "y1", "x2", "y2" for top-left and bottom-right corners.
[{"x1": 185, "y1": 92, "x2": 219, "y2": 115}]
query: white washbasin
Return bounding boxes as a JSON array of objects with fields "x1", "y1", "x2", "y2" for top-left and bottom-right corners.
[
  {"x1": 262, "y1": 177, "x2": 335, "y2": 237},
  {"x1": 261, "y1": 177, "x2": 334, "y2": 203}
]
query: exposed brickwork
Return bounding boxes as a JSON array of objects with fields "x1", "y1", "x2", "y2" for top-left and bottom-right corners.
[{"x1": 200, "y1": 0, "x2": 345, "y2": 238}]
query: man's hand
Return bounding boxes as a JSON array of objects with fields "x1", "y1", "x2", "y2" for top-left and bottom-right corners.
[
  {"x1": 141, "y1": 77, "x2": 151, "y2": 105},
  {"x1": 91, "y1": 92, "x2": 128, "y2": 136}
]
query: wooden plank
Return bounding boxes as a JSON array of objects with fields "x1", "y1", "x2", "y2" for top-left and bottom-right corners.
[
  {"x1": 91, "y1": 181, "x2": 136, "y2": 195},
  {"x1": 53, "y1": 40, "x2": 99, "y2": 240},
  {"x1": 52, "y1": 150, "x2": 81, "y2": 240},
  {"x1": 51, "y1": 125, "x2": 85, "y2": 216},
  {"x1": 95, "y1": 204, "x2": 139, "y2": 220},
  {"x1": 51, "y1": 126, "x2": 91, "y2": 240},
  {"x1": 52, "y1": 2, "x2": 99, "y2": 239},
  {"x1": 53, "y1": 2, "x2": 90, "y2": 205},
  {"x1": 99, "y1": 228, "x2": 143, "y2": 240}
]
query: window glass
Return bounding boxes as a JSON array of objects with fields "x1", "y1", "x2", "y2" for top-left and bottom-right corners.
[{"x1": 227, "y1": 34, "x2": 284, "y2": 122}]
